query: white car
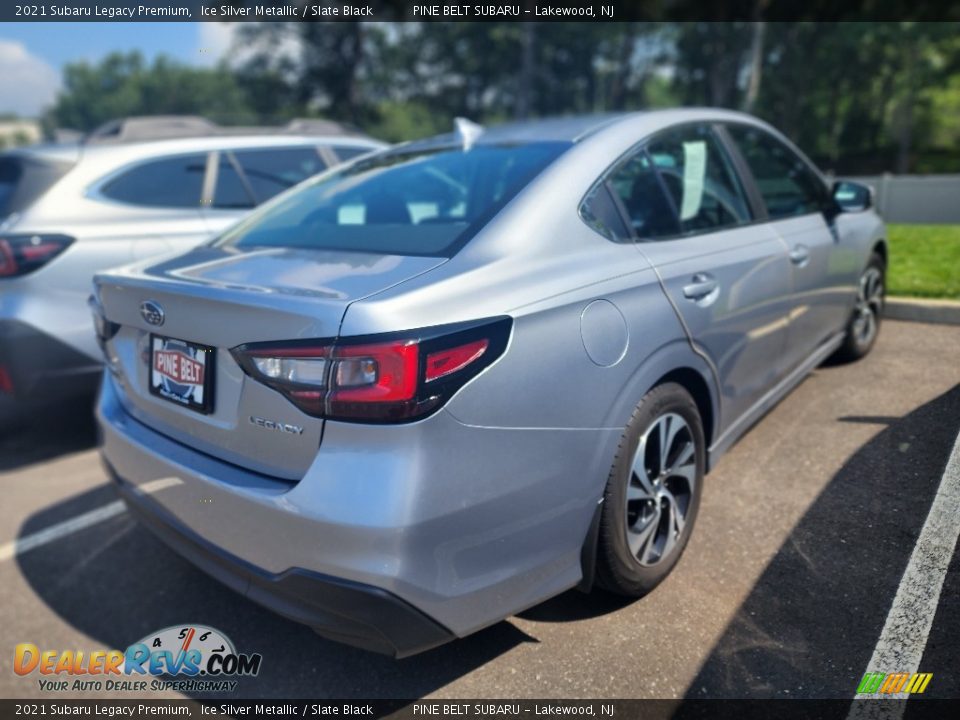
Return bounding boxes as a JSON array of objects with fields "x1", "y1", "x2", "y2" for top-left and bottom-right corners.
[{"x1": 0, "y1": 116, "x2": 383, "y2": 425}]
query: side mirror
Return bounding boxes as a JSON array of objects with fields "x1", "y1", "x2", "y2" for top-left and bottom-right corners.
[{"x1": 832, "y1": 180, "x2": 873, "y2": 213}]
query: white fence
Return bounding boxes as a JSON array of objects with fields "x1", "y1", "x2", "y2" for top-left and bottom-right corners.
[{"x1": 844, "y1": 174, "x2": 960, "y2": 225}]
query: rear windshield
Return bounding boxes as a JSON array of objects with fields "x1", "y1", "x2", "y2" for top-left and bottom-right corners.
[
  {"x1": 216, "y1": 142, "x2": 569, "y2": 257},
  {"x1": 0, "y1": 155, "x2": 74, "y2": 219}
]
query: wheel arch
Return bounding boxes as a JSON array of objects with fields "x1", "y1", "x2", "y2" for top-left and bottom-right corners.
[
  {"x1": 601, "y1": 339, "x2": 720, "y2": 455},
  {"x1": 580, "y1": 342, "x2": 721, "y2": 591},
  {"x1": 653, "y1": 366, "x2": 716, "y2": 457},
  {"x1": 872, "y1": 238, "x2": 888, "y2": 268}
]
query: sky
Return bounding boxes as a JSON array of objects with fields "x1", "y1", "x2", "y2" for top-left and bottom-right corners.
[{"x1": 0, "y1": 22, "x2": 237, "y2": 117}]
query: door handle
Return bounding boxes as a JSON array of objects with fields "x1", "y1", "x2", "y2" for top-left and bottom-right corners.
[
  {"x1": 789, "y1": 244, "x2": 811, "y2": 267},
  {"x1": 682, "y1": 273, "x2": 719, "y2": 301}
]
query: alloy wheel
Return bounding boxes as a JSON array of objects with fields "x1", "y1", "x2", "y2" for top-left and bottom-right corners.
[
  {"x1": 624, "y1": 412, "x2": 696, "y2": 567},
  {"x1": 852, "y1": 266, "x2": 884, "y2": 347}
]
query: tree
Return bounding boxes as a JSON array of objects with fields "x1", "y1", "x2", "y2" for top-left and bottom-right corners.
[{"x1": 45, "y1": 52, "x2": 255, "y2": 133}]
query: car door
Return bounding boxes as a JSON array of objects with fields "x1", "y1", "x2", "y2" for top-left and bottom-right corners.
[
  {"x1": 604, "y1": 123, "x2": 794, "y2": 433},
  {"x1": 724, "y1": 124, "x2": 853, "y2": 374},
  {"x1": 201, "y1": 146, "x2": 330, "y2": 238}
]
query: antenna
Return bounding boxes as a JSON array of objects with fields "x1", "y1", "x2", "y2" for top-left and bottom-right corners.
[{"x1": 454, "y1": 117, "x2": 484, "y2": 151}]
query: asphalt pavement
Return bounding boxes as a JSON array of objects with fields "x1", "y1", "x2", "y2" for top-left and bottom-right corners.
[{"x1": 1, "y1": 320, "x2": 958, "y2": 701}]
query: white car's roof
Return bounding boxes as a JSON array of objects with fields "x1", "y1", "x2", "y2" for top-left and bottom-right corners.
[
  {"x1": 13, "y1": 134, "x2": 383, "y2": 168},
  {"x1": 79, "y1": 134, "x2": 382, "y2": 163}
]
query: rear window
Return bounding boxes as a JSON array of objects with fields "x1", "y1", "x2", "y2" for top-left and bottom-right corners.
[
  {"x1": 216, "y1": 143, "x2": 568, "y2": 257},
  {"x1": 0, "y1": 155, "x2": 74, "y2": 218}
]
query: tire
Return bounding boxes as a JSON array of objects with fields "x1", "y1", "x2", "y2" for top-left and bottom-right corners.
[
  {"x1": 832, "y1": 252, "x2": 885, "y2": 363},
  {"x1": 596, "y1": 382, "x2": 706, "y2": 597}
]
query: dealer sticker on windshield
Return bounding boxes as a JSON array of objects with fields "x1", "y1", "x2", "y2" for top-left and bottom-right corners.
[{"x1": 149, "y1": 335, "x2": 215, "y2": 414}]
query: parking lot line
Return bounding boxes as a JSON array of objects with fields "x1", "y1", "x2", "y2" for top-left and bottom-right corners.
[
  {"x1": 0, "y1": 500, "x2": 126, "y2": 562},
  {"x1": 850, "y1": 426, "x2": 960, "y2": 711}
]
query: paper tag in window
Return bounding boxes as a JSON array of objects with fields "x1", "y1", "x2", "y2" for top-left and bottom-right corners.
[{"x1": 680, "y1": 141, "x2": 707, "y2": 221}]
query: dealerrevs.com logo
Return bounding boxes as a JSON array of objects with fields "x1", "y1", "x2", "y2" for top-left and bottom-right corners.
[{"x1": 14, "y1": 625, "x2": 262, "y2": 693}]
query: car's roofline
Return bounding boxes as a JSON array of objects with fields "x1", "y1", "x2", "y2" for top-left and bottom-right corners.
[
  {"x1": 376, "y1": 108, "x2": 777, "y2": 157},
  {"x1": 4, "y1": 134, "x2": 384, "y2": 166},
  {"x1": 80, "y1": 134, "x2": 384, "y2": 155},
  {"x1": 3, "y1": 143, "x2": 84, "y2": 165}
]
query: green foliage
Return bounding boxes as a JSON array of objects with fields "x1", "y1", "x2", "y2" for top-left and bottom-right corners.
[
  {"x1": 887, "y1": 225, "x2": 960, "y2": 299},
  {"x1": 39, "y1": 22, "x2": 960, "y2": 173},
  {"x1": 365, "y1": 101, "x2": 446, "y2": 143},
  {"x1": 671, "y1": 22, "x2": 960, "y2": 173},
  {"x1": 45, "y1": 51, "x2": 257, "y2": 132}
]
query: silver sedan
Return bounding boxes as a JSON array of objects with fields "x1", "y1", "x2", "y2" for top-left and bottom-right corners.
[{"x1": 93, "y1": 108, "x2": 886, "y2": 657}]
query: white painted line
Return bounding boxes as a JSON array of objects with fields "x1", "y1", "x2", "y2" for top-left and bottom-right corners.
[
  {"x1": 848, "y1": 426, "x2": 960, "y2": 717},
  {"x1": 0, "y1": 501, "x2": 126, "y2": 562}
]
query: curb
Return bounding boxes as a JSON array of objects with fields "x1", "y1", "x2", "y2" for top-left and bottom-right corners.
[{"x1": 885, "y1": 297, "x2": 960, "y2": 326}]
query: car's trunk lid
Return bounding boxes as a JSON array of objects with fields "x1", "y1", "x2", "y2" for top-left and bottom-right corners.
[{"x1": 95, "y1": 245, "x2": 446, "y2": 480}]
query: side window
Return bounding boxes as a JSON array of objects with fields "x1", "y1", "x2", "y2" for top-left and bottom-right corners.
[
  {"x1": 604, "y1": 151, "x2": 680, "y2": 240},
  {"x1": 727, "y1": 125, "x2": 827, "y2": 219},
  {"x1": 233, "y1": 148, "x2": 327, "y2": 204},
  {"x1": 332, "y1": 145, "x2": 371, "y2": 162},
  {"x1": 101, "y1": 155, "x2": 206, "y2": 208},
  {"x1": 580, "y1": 183, "x2": 630, "y2": 242},
  {"x1": 213, "y1": 157, "x2": 255, "y2": 209},
  {"x1": 646, "y1": 125, "x2": 752, "y2": 234}
]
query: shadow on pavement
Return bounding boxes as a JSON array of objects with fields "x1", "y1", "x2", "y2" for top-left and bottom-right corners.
[
  {"x1": 680, "y1": 384, "x2": 960, "y2": 700},
  {"x1": 0, "y1": 395, "x2": 98, "y2": 472},
  {"x1": 519, "y1": 587, "x2": 634, "y2": 622},
  {"x1": 18, "y1": 385, "x2": 959, "y2": 700},
  {"x1": 16, "y1": 485, "x2": 538, "y2": 699}
]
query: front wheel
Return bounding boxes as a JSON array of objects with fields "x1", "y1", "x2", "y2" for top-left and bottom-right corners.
[
  {"x1": 595, "y1": 383, "x2": 706, "y2": 597},
  {"x1": 833, "y1": 252, "x2": 885, "y2": 363}
]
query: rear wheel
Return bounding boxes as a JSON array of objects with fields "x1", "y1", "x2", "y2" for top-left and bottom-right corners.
[
  {"x1": 596, "y1": 383, "x2": 705, "y2": 597},
  {"x1": 833, "y1": 252, "x2": 885, "y2": 362}
]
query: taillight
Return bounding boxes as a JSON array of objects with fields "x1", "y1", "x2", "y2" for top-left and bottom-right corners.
[
  {"x1": 232, "y1": 317, "x2": 512, "y2": 423},
  {"x1": 88, "y1": 294, "x2": 120, "y2": 354},
  {"x1": 0, "y1": 234, "x2": 74, "y2": 278},
  {"x1": 0, "y1": 365, "x2": 13, "y2": 395},
  {"x1": 425, "y1": 339, "x2": 488, "y2": 382}
]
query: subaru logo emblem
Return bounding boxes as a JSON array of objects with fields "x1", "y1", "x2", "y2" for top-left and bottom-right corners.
[{"x1": 140, "y1": 300, "x2": 165, "y2": 327}]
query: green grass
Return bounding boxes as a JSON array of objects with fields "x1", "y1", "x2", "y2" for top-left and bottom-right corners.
[{"x1": 886, "y1": 224, "x2": 960, "y2": 300}]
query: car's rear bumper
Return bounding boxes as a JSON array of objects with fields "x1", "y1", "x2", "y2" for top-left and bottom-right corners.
[
  {"x1": 98, "y1": 372, "x2": 617, "y2": 651},
  {"x1": 107, "y1": 463, "x2": 454, "y2": 657},
  {"x1": 0, "y1": 319, "x2": 101, "y2": 426}
]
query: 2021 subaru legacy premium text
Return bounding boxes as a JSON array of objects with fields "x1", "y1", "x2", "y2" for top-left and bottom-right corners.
[
  {"x1": 93, "y1": 110, "x2": 886, "y2": 656},
  {"x1": 0, "y1": 116, "x2": 382, "y2": 427}
]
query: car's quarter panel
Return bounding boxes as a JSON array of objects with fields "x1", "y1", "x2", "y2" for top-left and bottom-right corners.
[
  {"x1": 635, "y1": 224, "x2": 794, "y2": 435},
  {"x1": 442, "y1": 272, "x2": 686, "y2": 430},
  {"x1": 99, "y1": 375, "x2": 621, "y2": 637},
  {"x1": 832, "y1": 209, "x2": 887, "y2": 272}
]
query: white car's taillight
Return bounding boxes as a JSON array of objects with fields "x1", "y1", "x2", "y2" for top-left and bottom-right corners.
[{"x1": 0, "y1": 234, "x2": 74, "y2": 278}]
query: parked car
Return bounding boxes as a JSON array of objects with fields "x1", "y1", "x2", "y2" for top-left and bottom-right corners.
[
  {"x1": 0, "y1": 116, "x2": 383, "y2": 426},
  {"x1": 92, "y1": 109, "x2": 886, "y2": 657}
]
